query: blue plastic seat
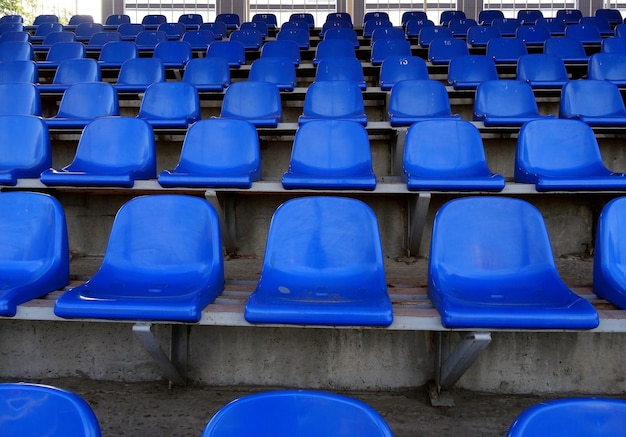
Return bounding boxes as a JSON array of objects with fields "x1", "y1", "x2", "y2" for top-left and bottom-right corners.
[
  {"x1": 38, "y1": 41, "x2": 84, "y2": 69},
  {"x1": 0, "y1": 14, "x2": 23, "y2": 23},
  {"x1": 507, "y1": 398, "x2": 626, "y2": 437},
  {"x1": 240, "y1": 21, "x2": 268, "y2": 38},
  {"x1": 319, "y1": 20, "x2": 351, "y2": 38},
  {"x1": 216, "y1": 13, "x2": 240, "y2": 30},
  {"x1": 229, "y1": 28, "x2": 263, "y2": 50},
  {"x1": 179, "y1": 13, "x2": 203, "y2": 30},
  {"x1": 601, "y1": 37, "x2": 626, "y2": 54},
  {"x1": 0, "y1": 59, "x2": 36, "y2": 83},
  {"x1": 588, "y1": 53, "x2": 626, "y2": 86},
  {"x1": 517, "y1": 9, "x2": 543, "y2": 25},
  {"x1": 36, "y1": 31, "x2": 75, "y2": 52},
  {"x1": 27, "y1": 21, "x2": 62, "y2": 43},
  {"x1": 220, "y1": 81, "x2": 282, "y2": 127},
  {"x1": 404, "y1": 18, "x2": 434, "y2": 38},
  {"x1": 491, "y1": 17, "x2": 522, "y2": 37},
  {"x1": 0, "y1": 30, "x2": 29, "y2": 43},
  {"x1": 245, "y1": 196, "x2": 392, "y2": 326},
  {"x1": 73, "y1": 22, "x2": 103, "y2": 42},
  {"x1": 158, "y1": 118, "x2": 260, "y2": 188},
  {"x1": 252, "y1": 13, "x2": 277, "y2": 30},
  {"x1": 249, "y1": 57, "x2": 296, "y2": 91},
  {"x1": 418, "y1": 25, "x2": 452, "y2": 48},
  {"x1": 466, "y1": 25, "x2": 501, "y2": 47},
  {"x1": 66, "y1": 14, "x2": 93, "y2": 31},
  {"x1": 516, "y1": 24, "x2": 551, "y2": 46},
  {"x1": 323, "y1": 27, "x2": 359, "y2": 48},
  {"x1": 597, "y1": 8, "x2": 623, "y2": 25},
  {"x1": 370, "y1": 26, "x2": 405, "y2": 45},
  {"x1": 138, "y1": 81, "x2": 200, "y2": 128},
  {"x1": 615, "y1": 23, "x2": 626, "y2": 37},
  {"x1": 447, "y1": 54, "x2": 498, "y2": 90},
  {"x1": 364, "y1": 11, "x2": 389, "y2": 22},
  {"x1": 556, "y1": 8, "x2": 583, "y2": 24},
  {"x1": 478, "y1": 9, "x2": 504, "y2": 25},
  {"x1": 402, "y1": 11, "x2": 428, "y2": 27},
  {"x1": 0, "y1": 22, "x2": 23, "y2": 34},
  {"x1": 276, "y1": 27, "x2": 310, "y2": 49},
  {"x1": 559, "y1": 79, "x2": 626, "y2": 125},
  {"x1": 515, "y1": 118, "x2": 626, "y2": 190},
  {"x1": 595, "y1": 197, "x2": 626, "y2": 310},
  {"x1": 428, "y1": 196, "x2": 599, "y2": 329},
  {"x1": 473, "y1": 79, "x2": 553, "y2": 126},
  {"x1": 486, "y1": 37, "x2": 527, "y2": 64},
  {"x1": 299, "y1": 80, "x2": 367, "y2": 125},
  {"x1": 84, "y1": 31, "x2": 121, "y2": 50},
  {"x1": 544, "y1": 37, "x2": 589, "y2": 63},
  {"x1": 183, "y1": 57, "x2": 230, "y2": 92},
  {"x1": 54, "y1": 194, "x2": 224, "y2": 322},
  {"x1": 440, "y1": 10, "x2": 465, "y2": 25},
  {"x1": 448, "y1": 18, "x2": 477, "y2": 37},
  {"x1": 363, "y1": 19, "x2": 393, "y2": 38},
  {"x1": 402, "y1": 119, "x2": 504, "y2": 191},
  {"x1": 516, "y1": 53, "x2": 568, "y2": 89},
  {"x1": 97, "y1": 40, "x2": 138, "y2": 69},
  {"x1": 313, "y1": 38, "x2": 355, "y2": 65},
  {"x1": 544, "y1": 17, "x2": 567, "y2": 36},
  {"x1": 39, "y1": 58, "x2": 101, "y2": 93},
  {"x1": 152, "y1": 40, "x2": 192, "y2": 68},
  {"x1": 0, "y1": 115, "x2": 50, "y2": 185},
  {"x1": 0, "y1": 191, "x2": 67, "y2": 316},
  {"x1": 580, "y1": 16, "x2": 614, "y2": 37},
  {"x1": 289, "y1": 12, "x2": 314, "y2": 28},
  {"x1": 117, "y1": 22, "x2": 144, "y2": 41},
  {"x1": 0, "y1": 82, "x2": 41, "y2": 115},
  {"x1": 114, "y1": 58, "x2": 165, "y2": 93},
  {"x1": 0, "y1": 40, "x2": 32, "y2": 61},
  {"x1": 104, "y1": 13, "x2": 131, "y2": 30},
  {"x1": 200, "y1": 22, "x2": 227, "y2": 39},
  {"x1": 206, "y1": 40, "x2": 246, "y2": 67},
  {"x1": 371, "y1": 37, "x2": 412, "y2": 65},
  {"x1": 282, "y1": 20, "x2": 309, "y2": 32},
  {"x1": 315, "y1": 56, "x2": 366, "y2": 90},
  {"x1": 427, "y1": 36, "x2": 469, "y2": 65},
  {"x1": 282, "y1": 120, "x2": 376, "y2": 190},
  {"x1": 388, "y1": 79, "x2": 459, "y2": 126},
  {"x1": 134, "y1": 30, "x2": 168, "y2": 50},
  {"x1": 326, "y1": 12, "x2": 352, "y2": 26},
  {"x1": 565, "y1": 23, "x2": 603, "y2": 45},
  {"x1": 0, "y1": 382, "x2": 100, "y2": 436},
  {"x1": 157, "y1": 22, "x2": 186, "y2": 40},
  {"x1": 141, "y1": 14, "x2": 166, "y2": 30},
  {"x1": 44, "y1": 82, "x2": 119, "y2": 129},
  {"x1": 41, "y1": 116, "x2": 155, "y2": 187},
  {"x1": 379, "y1": 55, "x2": 429, "y2": 90},
  {"x1": 202, "y1": 390, "x2": 393, "y2": 437},
  {"x1": 261, "y1": 40, "x2": 300, "y2": 65},
  {"x1": 182, "y1": 29, "x2": 216, "y2": 50}
]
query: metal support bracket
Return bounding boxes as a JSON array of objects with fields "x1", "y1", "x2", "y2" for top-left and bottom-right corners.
[
  {"x1": 407, "y1": 193, "x2": 431, "y2": 257},
  {"x1": 132, "y1": 323, "x2": 188, "y2": 386},
  {"x1": 391, "y1": 127, "x2": 407, "y2": 176},
  {"x1": 205, "y1": 190, "x2": 236, "y2": 254}
]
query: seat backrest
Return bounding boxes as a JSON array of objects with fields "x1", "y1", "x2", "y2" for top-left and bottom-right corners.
[
  {"x1": 314, "y1": 38, "x2": 356, "y2": 63},
  {"x1": 105, "y1": 14, "x2": 131, "y2": 26},
  {"x1": 141, "y1": 14, "x2": 167, "y2": 27},
  {"x1": 580, "y1": 16, "x2": 613, "y2": 33},
  {"x1": 556, "y1": 8, "x2": 583, "y2": 24},
  {"x1": 0, "y1": 383, "x2": 98, "y2": 436},
  {"x1": 287, "y1": 119, "x2": 374, "y2": 180},
  {"x1": 202, "y1": 392, "x2": 393, "y2": 435},
  {"x1": 98, "y1": 40, "x2": 138, "y2": 64},
  {"x1": 370, "y1": 26, "x2": 405, "y2": 43},
  {"x1": 448, "y1": 18, "x2": 477, "y2": 36},
  {"x1": 87, "y1": 31, "x2": 121, "y2": 47},
  {"x1": 117, "y1": 57, "x2": 165, "y2": 86},
  {"x1": 379, "y1": 55, "x2": 429, "y2": 89},
  {"x1": 0, "y1": 82, "x2": 41, "y2": 115},
  {"x1": 68, "y1": 14, "x2": 93, "y2": 26},
  {"x1": 364, "y1": 11, "x2": 390, "y2": 22},
  {"x1": 157, "y1": 22, "x2": 186, "y2": 39},
  {"x1": 0, "y1": 14, "x2": 22, "y2": 23},
  {"x1": 0, "y1": 22, "x2": 23, "y2": 33},
  {"x1": 206, "y1": 40, "x2": 246, "y2": 66},
  {"x1": 491, "y1": 17, "x2": 522, "y2": 36},
  {"x1": 302, "y1": 80, "x2": 365, "y2": 119},
  {"x1": 323, "y1": 27, "x2": 359, "y2": 46},
  {"x1": 403, "y1": 118, "x2": 492, "y2": 178},
  {"x1": 514, "y1": 118, "x2": 608, "y2": 183},
  {"x1": 52, "y1": 58, "x2": 101, "y2": 85},
  {"x1": 544, "y1": 36, "x2": 588, "y2": 60},
  {"x1": 401, "y1": 11, "x2": 428, "y2": 26},
  {"x1": 220, "y1": 81, "x2": 282, "y2": 125},
  {"x1": 486, "y1": 37, "x2": 527, "y2": 62},
  {"x1": 371, "y1": 37, "x2": 412, "y2": 64},
  {"x1": 45, "y1": 41, "x2": 85, "y2": 61},
  {"x1": 474, "y1": 80, "x2": 540, "y2": 120},
  {"x1": 55, "y1": 82, "x2": 119, "y2": 119},
  {"x1": 404, "y1": 18, "x2": 434, "y2": 37},
  {"x1": 32, "y1": 20, "x2": 61, "y2": 37},
  {"x1": 117, "y1": 22, "x2": 144, "y2": 39},
  {"x1": 427, "y1": 36, "x2": 469, "y2": 64},
  {"x1": 326, "y1": 12, "x2": 352, "y2": 25},
  {"x1": 596, "y1": 8, "x2": 623, "y2": 24},
  {"x1": 0, "y1": 115, "x2": 50, "y2": 179},
  {"x1": 517, "y1": 9, "x2": 543, "y2": 24},
  {"x1": 179, "y1": 13, "x2": 204, "y2": 26},
  {"x1": 261, "y1": 39, "x2": 300, "y2": 65},
  {"x1": 200, "y1": 21, "x2": 228, "y2": 39},
  {"x1": 252, "y1": 13, "x2": 278, "y2": 29},
  {"x1": 565, "y1": 24, "x2": 602, "y2": 43},
  {"x1": 249, "y1": 57, "x2": 296, "y2": 90},
  {"x1": 74, "y1": 22, "x2": 104, "y2": 39},
  {"x1": 41, "y1": 31, "x2": 75, "y2": 47},
  {"x1": 0, "y1": 59, "x2": 36, "y2": 83},
  {"x1": 478, "y1": 9, "x2": 504, "y2": 25},
  {"x1": 134, "y1": 30, "x2": 168, "y2": 47},
  {"x1": 183, "y1": 57, "x2": 230, "y2": 90},
  {"x1": 0, "y1": 40, "x2": 32, "y2": 61},
  {"x1": 0, "y1": 30, "x2": 29, "y2": 43},
  {"x1": 240, "y1": 21, "x2": 268, "y2": 37},
  {"x1": 389, "y1": 79, "x2": 454, "y2": 118},
  {"x1": 418, "y1": 25, "x2": 453, "y2": 47},
  {"x1": 229, "y1": 28, "x2": 263, "y2": 49},
  {"x1": 506, "y1": 398, "x2": 626, "y2": 437},
  {"x1": 138, "y1": 81, "x2": 200, "y2": 125},
  {"x1": 448, "y1": 54, "x2": 498, "y2": 87},
  {"x1": 588, "y1": 52, "x2": 626, "y2": 82},
  {"x1": 363, "y1": 18, "x2": 393, "y2": 37},
  {"x1": 289, "y1": 12, "x2": 315, "y2": 28},
  {"x1": 32, "y1": 14, "x2": 58, "y2": 25},
  {"x1": 466, "y1": 25, "x2": 501, "y2": 47},
  {"x1": 516, "y1": 24, "x2": 551, "y2": 45},
  {"x1": 560, "y1": 79, "x2": 626, "y2": 118},
  {"x1": 216, "y1": 13, "x2": 241, "y2": 29},
  {"x1": 440, "y1": 10, "x2": 465, "y2": 25},
  {"x1": 516, "y1": 53, "x2": 568, "y2": 84},
  {"x1": 181, "y1": 30, "x2": 216, "y2": 50},
  {"x1": 153, "y1": 40, "x2": 192, "y2": 65},
  {"x1": 276, "y1": 27, "x2": 310, "y2": 49},
  {"x1": 602, "y1": 37, "x2": 626, "y2": 54},
  {"x1": 66, "y1": 116, "x2": 155, "y2": 178},
  {"x1": 321, "y1": 20, "x2": 354, "y2": 35},
  {"x1": 315, "y1": 56, "x2": 365, "y2": 87}
]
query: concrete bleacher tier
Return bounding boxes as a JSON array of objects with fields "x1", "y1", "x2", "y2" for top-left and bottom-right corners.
[{"x1": 4, "y1": 9, "x2": 626, "y2": 411}]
